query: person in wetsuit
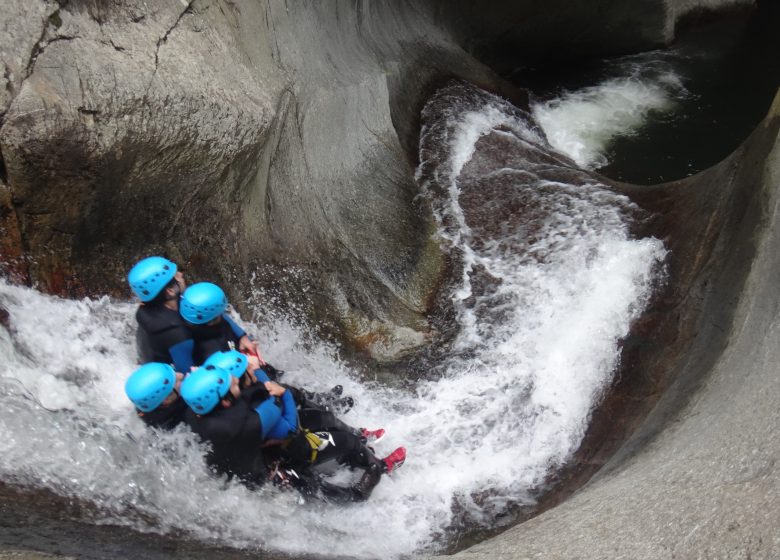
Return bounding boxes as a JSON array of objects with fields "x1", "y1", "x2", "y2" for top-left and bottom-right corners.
[
  {"x1": 127, "y1": 257, "x2": 260, "y2": 374},
  {"x1": 178, "y1": 281, "x2": 276, "y2": 374},
  {"x1": 181, "y1": 364, "x2": 406, "y2": 502},
  {"x1": 180, "y1": 282, "x2": 356, "y2": 413},
  {"x1": 204, "y1": 349, "x2": 386, "y2": 445},
  {"x1": 125, "y1": 362, "x2": 187, "y2": 430}
]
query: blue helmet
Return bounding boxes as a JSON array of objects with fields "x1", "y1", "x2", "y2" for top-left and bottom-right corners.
[
  {"x1": 128, "y1": 256, "x2": 177, "y2": 302},
  {"x1": 203, "y1": 350, "x2": 248, "y2": 379},
  {"x1": 180, "y1": 364, "x2": 232, "y2": 414},
  {"x1": 125, "y1": 362, "x2": 177, "y2": 412},
  {"x1": 180, "y1": 282, "x2": 228, "y2": 324}
]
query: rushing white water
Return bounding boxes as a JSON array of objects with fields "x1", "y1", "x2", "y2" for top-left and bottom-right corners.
[
  {"x1": 531, "y1": 57, "x2": 687, "y2": 169},
  {"x1": 0, "y1": 81, "x2": 666, "y2": 558}
]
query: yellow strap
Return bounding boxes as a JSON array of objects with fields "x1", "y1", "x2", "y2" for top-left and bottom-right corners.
[{"x1": 304, "y1": 430, "x2": 323, "y2": 463}]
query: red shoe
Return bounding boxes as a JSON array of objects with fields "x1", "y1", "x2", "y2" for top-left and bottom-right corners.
[
  {"x1": 360, "y1": 428, "x2": 386, "y2": 444},
  {"x1": 382, "y1": 447, "x2": 406, "y2": 474}
]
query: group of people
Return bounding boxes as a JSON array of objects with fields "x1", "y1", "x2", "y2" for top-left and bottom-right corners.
[{"x1": 123, "y1": 256, "x2": 406, "y2": 503}]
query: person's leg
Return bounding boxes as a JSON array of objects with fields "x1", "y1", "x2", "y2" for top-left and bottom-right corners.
[
  {"x1": 290, "y1": 470, "x2": 378, "y2": 504},
  {"x1": 314, "y1": 431, "x2": 384, "y2": 501},
  {"x1": 298, "y1": 407, "x2": 361, "y2": 437},
  {"x1": 282, "y1": 431, "x2": 384, "y2": 502},
  {"x1": 285, "y1": 385, "x2": 353, "y2": 413}
]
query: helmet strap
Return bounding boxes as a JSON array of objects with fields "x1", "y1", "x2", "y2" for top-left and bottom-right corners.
[{"x1": 163, "y1": 278, "x2": 182, "y2": 303}]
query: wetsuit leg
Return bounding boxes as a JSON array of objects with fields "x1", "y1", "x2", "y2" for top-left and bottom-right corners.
[
  {"x1": 287, "y1": 386, "x2": 353, "y2": 414},
  {"x1": 317, "y1": 431, "x2": 383, "y2": 501},
  {"x1": 291, "y1": 472, "x2": 369, "y2": 504},
  {"x1": 283, "y1": 431, "x2": 384, "y2": 502},
  {"x1": 298, "y1": 407, "x2": 360, "y2": 437}
]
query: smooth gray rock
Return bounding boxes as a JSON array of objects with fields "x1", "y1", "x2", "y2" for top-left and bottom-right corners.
[
  {"x1": 1, "y1": 2, "x2": 776, "y2": 560},
  {"x1": 0, "y1": 0, "x2": 54, "y2": 117},
  {"x1": 0, "y1": 552, "x2": 74, "y2": 560},
  {"x1": 0, "y1": 0, "x2": 496, "y2": 357},
  {"x1": 1, "y1": 0, "x2": 281, "y2": 296},
  {"x1": 0, "y1": 0, "x2": 758, "y2": 359}
]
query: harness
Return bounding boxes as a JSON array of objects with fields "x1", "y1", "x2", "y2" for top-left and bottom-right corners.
[{"x1": 301, "y1": 430, "x2": 335, "y2": 464}]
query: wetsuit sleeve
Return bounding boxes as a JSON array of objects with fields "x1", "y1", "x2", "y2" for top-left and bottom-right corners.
[
  {"x1": 265, "y1": 391, "x2": 298, "y2": 440},
  {"x1": 168, "y1": 339, "x2": 195, "y2": 374},
  {"x1": 254, "y1": 368, "x2": 271, "y2": 383},
  {"x1": 222, "y1": 314, "x2": 246, "y2": 339},
  {"x1": 254, "y1": 397, "x2": 282, "y2": 440}
]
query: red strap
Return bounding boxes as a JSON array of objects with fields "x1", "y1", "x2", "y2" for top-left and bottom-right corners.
[{"x1": 241, "y1": 347, "x2": 266, "y2": 365}]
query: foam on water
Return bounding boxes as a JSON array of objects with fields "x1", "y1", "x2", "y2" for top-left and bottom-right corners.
[
  {"x1": 531, "y1": 59, "x2": 687, "y2": 169},
  {"x1": 0, "y1": 83, "x2": 666, "y2": 558},
  {"x1": 415, "y1": 82, "x2": 667, "y2": 526}
]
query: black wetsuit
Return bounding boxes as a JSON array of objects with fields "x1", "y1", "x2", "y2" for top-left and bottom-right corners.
[
  {"x1": 137, "y1": 306, "x2": 248, "y2": 373},
  {"x1": 270, "y1": 388, "x2": 383, "y2": 502},
  {"x1": 185, "y1": 384, "x2": 272, "y2": 487},
  {"x1": 282, "y1": 429, "x2": 384, "y2": 503},
  {"x1": 136, "y1": 305, "x2": 194, "y2": 373},
  {"x1": 297, "y1": 405, "x2": 360, "y2": 438},
  {"x1": 286, "y1": 383, "x2": 354, "y2": 415},
  {"x1": 189, "y1": 318, "x2": 243, "y2": 367},
  {"x1": 186, "y1": 380, "x2": 383, "y2": 501},
  {"x1": 137, "y1": 398, "x2": 188, "y2": 431}
]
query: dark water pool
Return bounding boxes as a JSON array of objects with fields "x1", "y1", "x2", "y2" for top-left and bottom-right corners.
[{"x1": 509, "y1": 1, "x2": 780, "y2": 185}]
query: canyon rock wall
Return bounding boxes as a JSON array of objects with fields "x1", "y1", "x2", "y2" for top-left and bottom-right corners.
[{"x1": 0, "y1": 0, "x2": 752, "y2": 360}]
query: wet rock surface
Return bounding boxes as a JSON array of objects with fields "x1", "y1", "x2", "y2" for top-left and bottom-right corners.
[
  {"x1": 0, "y1": 1, "x2": 773, "y2": 559},
  {"x1": 0, "y1": 0, "x2": 752, "y2": 361},
  {"x1": 444, "y1": 89, "x2": 780, "y2": 560},
  {"x1": 0, "y1": 483, "x2": 279, "y2": 560},
  {"x1": 0, "y1": 0, "x2": 494, "y2": 358},
  {"x1": 1, "y1": 0, "x2": 282, "y2": 299}
]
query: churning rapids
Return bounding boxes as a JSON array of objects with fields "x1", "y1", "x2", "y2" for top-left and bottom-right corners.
[{"x1": 0, "y1": 64, "x2": 679, "y2": 558}]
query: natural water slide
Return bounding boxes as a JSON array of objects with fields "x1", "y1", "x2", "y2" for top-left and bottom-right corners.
[{"x1": 0, "y1": 1, "x2": 777, "y2": 558}]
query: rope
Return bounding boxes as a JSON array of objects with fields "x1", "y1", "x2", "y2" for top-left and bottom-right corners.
[
  {"x1": 0, "y1": 375, "x2": 138, "y2": 443},
  {"x1": 0, "y1": 375, "x2": 61, "y2": 413}
]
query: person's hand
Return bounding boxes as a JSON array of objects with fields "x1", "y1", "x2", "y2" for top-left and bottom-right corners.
[
  {"x1": 242, "y1": 368, "x2": 258, "y2": 388},
  {"x1": 239, "y1": 336, "x2": 266, "y2": 365},
  {"x1": 246, "y1": 353, "x2": 262, "y2": 372},
  {"x1": 264, "y1": 381, "x2": 286, "y2": 397},
  {"x1": 244, "y1": 353, "x2": 262, "y2": 387}
]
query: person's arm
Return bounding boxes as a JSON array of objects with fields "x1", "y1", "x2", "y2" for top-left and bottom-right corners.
[
  {"x1": 255, "y1": 397, "x2": 282, "y2": 440},
  {"x1": 254, "y1": 368, "x2": 271, "y2": 383},
  {"x1": 221, "y1": 314, "x2": 245, "y2": 338},
  {"x1": 246, "y1": 354, "x2": 271, "y2": 383},
  {"x1": 168, "y1": 338, "x2": 195, "y2": 373},
  {"x1": 265, "y1": 390, "x2": 298, "y2": 440},
  {"x1": 264, "y1": 380, "x2": 285, "y2": 396},
  {"x1": 278, "y1": 390, "x2": 298, "y2": 431},
  {"x1": 224, "y1": 314, "x2": 266, "y2": 363}
]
